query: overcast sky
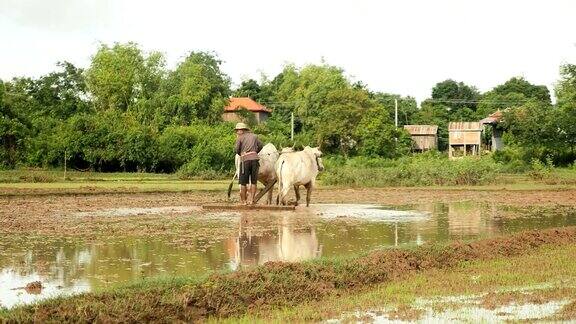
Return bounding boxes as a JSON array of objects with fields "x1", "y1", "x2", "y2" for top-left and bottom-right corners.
[{"x1": 1, "y1": 0, "x2": 575, "y2": 103}]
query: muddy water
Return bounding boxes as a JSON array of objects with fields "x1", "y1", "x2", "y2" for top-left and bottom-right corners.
[
  {"x1": 1, "y1": 202, "x2": 575, "y2": 308},
  {"x1": 335, "y1": 284, "x2": 574, "y2": 322}
]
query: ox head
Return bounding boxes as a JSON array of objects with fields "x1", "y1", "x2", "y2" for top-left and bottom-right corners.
[{"x1": 304, "y1": 146, "x2": 324, "y2": 172}]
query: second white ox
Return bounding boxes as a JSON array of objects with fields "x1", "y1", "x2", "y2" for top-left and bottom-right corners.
[{"x1": 276, "y1": 146, "x2": 324, "y2": 207}]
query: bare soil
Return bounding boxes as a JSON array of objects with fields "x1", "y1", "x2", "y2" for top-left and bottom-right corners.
[
  {"x1": 1, "y1": 187, "x2": 575, "y2": 245},
  {"x1": 553, "y1": 300, "x2": 576, "y2": 320},
  {"x1": 386, "y1": 304, "x2": 426, "y2": 321},
  {"x1": 0, "y1": 192, "x2": 237, "y2": 251}
]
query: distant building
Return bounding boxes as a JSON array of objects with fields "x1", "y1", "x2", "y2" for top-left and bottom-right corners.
[
  {"x1": 222, "y1": 97, "x2": 271, "y2": 124},
  {"x1": 403, "y1": 125, "x2": 438, "y2": 151},
  {"x1": 448, "y1": 122, "x2": 482, "y2": 159},
  {"x1": 480, "y1": 110, "x2": 504, "y2": 151}
]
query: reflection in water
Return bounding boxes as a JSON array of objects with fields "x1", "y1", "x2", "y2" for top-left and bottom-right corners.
[
  {"x1": 226, "y1": 215, "x2": 320, "y2": 270},
  {"x1": 1, "y1": 202, "x2": 575, "y2": 308}
]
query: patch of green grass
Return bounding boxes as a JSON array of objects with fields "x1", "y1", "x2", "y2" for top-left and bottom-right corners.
[
  {"x1": 1, "y1": 173, "x2": 574, "y2": 198},
  {"x1": 0, "y1": 179, "x2": 232, "y2": 196},
  {"x1": 1, "y1": 167, "x2": 576, "y2": 197},
  {"x1": 0, "y1": 169, "x2": 174, "y2": 183}
]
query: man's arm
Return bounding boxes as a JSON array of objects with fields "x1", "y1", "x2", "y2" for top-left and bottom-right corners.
[
  {"x1": 256, "y1": 137, "x2": 264, "y2": 153},
  {"x1": 235, "y1": 137, "x2": 242, "y2": 155}
]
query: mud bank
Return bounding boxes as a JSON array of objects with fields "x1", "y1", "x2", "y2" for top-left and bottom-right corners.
[{"x1": 2, "y1": 226, "x2": 576, "y2": 322}]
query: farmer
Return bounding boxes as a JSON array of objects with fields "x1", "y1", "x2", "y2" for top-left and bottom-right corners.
[{"x1": 234, "y1": 122, "x2": 263, "y2": 204}]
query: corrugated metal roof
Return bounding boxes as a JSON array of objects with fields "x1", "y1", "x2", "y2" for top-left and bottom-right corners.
[
  {"x1": 480, "y1": 110, "x2": 503, "y2": 125},
  {"x1": 448, "y1": 122, "x2": 482, "y2": 131},
  {"x1": 224, "y1": 97, "x2": 271, "y2": 113},
  {"x1": 403, "y1": 125, "x2": 438, "y2": 135}
]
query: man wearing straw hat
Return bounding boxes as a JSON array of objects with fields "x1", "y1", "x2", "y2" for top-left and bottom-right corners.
[{"x1": 234, "y1": 122, "x2": 263, "y2": 204}]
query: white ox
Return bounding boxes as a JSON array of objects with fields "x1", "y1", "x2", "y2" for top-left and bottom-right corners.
[
  {"x1": 228, "y1": 143, "x2": 279, "y2": 204},
  {"x1": 276, "y1": 146, "x2": 324, "y2": 207}
]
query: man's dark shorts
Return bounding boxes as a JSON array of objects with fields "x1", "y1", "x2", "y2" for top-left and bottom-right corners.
[{"x1": 239, "y1": 160, "x2": 259, "y2": 185}]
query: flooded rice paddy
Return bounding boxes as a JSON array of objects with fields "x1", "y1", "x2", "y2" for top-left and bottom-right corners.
[
  {"x1": 334, "y1": 284, "x2": 575, "y2": 323},
  {"x1": 1, "y1": 202, "x2": 575, "y2": 308},
  {"x1": 338, "y1": 299, "x2": 571, "y2": 323}
]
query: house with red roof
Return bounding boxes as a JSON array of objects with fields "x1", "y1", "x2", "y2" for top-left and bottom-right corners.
[{"x1": 222, "y1": 97, "x2": 271, "y2": 124}]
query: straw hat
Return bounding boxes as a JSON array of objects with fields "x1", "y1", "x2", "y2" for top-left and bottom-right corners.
[{"x1": 234, "y1": 122, "x2": 249, "y2": 130}]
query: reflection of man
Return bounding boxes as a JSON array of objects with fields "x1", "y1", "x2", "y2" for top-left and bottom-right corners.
[
  {"x1": 234, "y1": 122, "x2": 263, "y2": 205},
  {"x1": 225, "y1": 214, "x2": 321, "y2": 268}
]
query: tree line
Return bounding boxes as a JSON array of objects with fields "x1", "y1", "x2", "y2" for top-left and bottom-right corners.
[{"x1": 1, "y1": 42, "x2": 575, "y2": 173}]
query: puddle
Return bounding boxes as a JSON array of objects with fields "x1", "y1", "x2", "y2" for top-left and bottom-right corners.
[
  {"x1": 335, "y1": 285, "x2": 575, "y2": 323},
  {"x1": 312, "y1": 204, "x2": 430, "y2": 222},
  {"x1": 0, "y1": 269, "x2": 89, "y2": 309},
  {"x1": 339, "y1": 300, "x2": 571, "y2": 323},
  {"x1": 1, "y1": 202, "x2": 575, "y2": 308}
]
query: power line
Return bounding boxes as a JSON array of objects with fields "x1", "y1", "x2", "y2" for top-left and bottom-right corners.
[
  {"x1": 259, "y1": 97, "x2": 538, "y2": 107},
  {"x1": 424, "y1": 98, "x2": 531, "y2": 104}
]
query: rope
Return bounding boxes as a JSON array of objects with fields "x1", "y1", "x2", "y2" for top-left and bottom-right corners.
[{"x1": 72, "y1": 166, "x2": 92, "y2": 172}]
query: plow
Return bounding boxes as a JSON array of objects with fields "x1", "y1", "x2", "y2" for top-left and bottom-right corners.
[{"x1": 204, "y1": 178, "x2": 296, "y2": 211}]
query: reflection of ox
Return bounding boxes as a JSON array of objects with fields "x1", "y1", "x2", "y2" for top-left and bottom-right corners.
[
  {"x1": 276, "y1": 146, "x2": 324, "y2": 206},
  {"x1": 228, "y1": 143, "x2": 279, "y2": 204},
  {"x1": 225, "y1": 215, "x2": 321, "y2": 269}
]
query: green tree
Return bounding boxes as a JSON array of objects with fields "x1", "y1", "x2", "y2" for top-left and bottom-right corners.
[
  {"x1": 121, "y1": 118, "x2": 159, "y2": 172},
  {"x1": 315, "y1": 88, "x2": 372, "y2": 155},
  {"x1": 258, "y1": 71, "x2": 288, "y2": 111},
  {"x1": 159, "y1": 51, "x2": 230, "y2": 125},
  {"x1": 501, "y1": 101, "x2": 556, "y2": 162},
  {"x1": 555, "y1": 64, "x2": 576, "y2": 159},
  {"x1": 233, "y1": 79, "x2": 262, "y2": 101},
  {"x1": 371, "y1": 92, "x2": 418, "y2": 126},
  {"x1": 557, "y1": 64, "x2": 576, "y2": 109},
  {"x1": 30, "y1": 61, "x2": 90, "y2": 119},
  {"x1": 86, "y1": 42, "x2": 165, "y2": 112},
  {"x1": 0, "y1": 79, "x2": 32, "y2": 167},
  {"x1": 477, "y1": 77, "x2": 551, "y2": 118},
  {"x1": 271, "y1": 64, "x2": 349, "y2": 129},
  {"x1": 430, "y1": 79, "x2": 480, "y2": 113},
  {"x1": 356, "y1": 105, "x2": 412, "y2": 158}
]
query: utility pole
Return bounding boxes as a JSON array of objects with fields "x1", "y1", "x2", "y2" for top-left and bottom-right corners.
[
  {"x1": 394, "y1": 98, "x2": 398, "y2": 127},
  {"x1": 394, "y1": 99, "x2": 399, "y2": 143},
  {"x1": 290, "y1": 112, "x2": 294, "y2": 142},
  {"x1": 63, "y1": 149, "x2": 67, "y2": 181}
]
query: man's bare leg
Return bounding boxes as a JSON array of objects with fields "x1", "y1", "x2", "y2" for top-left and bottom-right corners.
[
  {"x1": 240, "y1": 185, "x2": 248, "y2": 204},
  {"x1": 249, "y1": 184, "x2": 257, "y2": 205}
]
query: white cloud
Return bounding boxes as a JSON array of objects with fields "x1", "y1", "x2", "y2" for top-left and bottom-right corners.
[{"x1": 0, "y1": 0, "x2": 113, "y2": 31}]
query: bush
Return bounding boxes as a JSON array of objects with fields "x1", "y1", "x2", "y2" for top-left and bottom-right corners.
[
  {"x1": 174, "y1": 123, "x2": 236, "y2": 178},
  {"x1": 528, "y1": 158, "x2": 553, "y2": 181},
  {"x1": 321, "y1": 154, "x2": 501, "y2": 187},
  {"x1": 157, "y1": 126, "x2": 199, "y2": 172}
]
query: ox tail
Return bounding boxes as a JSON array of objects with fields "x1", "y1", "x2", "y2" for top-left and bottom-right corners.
[{"x1": 276, "y1": 160, "x2": 285, "y2": 205}]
